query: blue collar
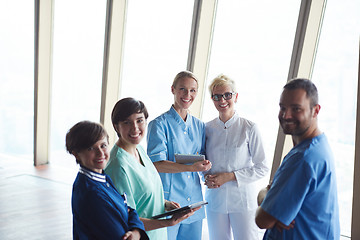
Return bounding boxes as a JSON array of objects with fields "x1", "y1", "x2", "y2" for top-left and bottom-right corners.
[{"x1": 169, "y1": 106, "x2": 192, "y2": 128}]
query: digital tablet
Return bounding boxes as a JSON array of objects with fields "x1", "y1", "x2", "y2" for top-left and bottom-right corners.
[
  {"x1": 175, "y1": 154, "x2": 205, "y2": 164},
  {"x1": 151, "y1": 201, "x2": 208, "y2": 219}
]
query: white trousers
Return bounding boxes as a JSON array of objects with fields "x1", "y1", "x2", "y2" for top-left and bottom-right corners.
[{"x1": 206, "y1": 208, "x2": 260, "y2": 240}]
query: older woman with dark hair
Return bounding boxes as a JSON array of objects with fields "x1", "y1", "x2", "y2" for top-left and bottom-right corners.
[
  {"x1": 66, "y1": 120, "x2": 148, "y2": 240},
  {"x1": 105, "y1": 97, "x2": 197, "y2": 240}
]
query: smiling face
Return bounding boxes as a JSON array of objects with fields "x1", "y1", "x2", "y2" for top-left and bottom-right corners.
[
  {"x1": 211, "y1": 84, "x2": 238, "y2": 121},
  {"x1": 74, "y1": 136, "x2": 109, "y2": 173},
  {"x1": 278, "y1": 88, "x2": 319, "y2": 140},
  {"x1": 114, "y1": 112, "x2": 146, "y2": 147},
  {"x1": 171, "y1": 77, "x2": 198, "y2": 112}
]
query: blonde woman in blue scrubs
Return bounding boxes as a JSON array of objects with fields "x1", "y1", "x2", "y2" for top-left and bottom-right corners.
[
  {"x1": 147, "y1": 71, "x2": 212, "y2": 240},
  {"x1": 204, "y1": 74, "x2": 269, "y2": 240},
  {"x1": 105, "y1": 98, "x2": 197, "y2": 240}
]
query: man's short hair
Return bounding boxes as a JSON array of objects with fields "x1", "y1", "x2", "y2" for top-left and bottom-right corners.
[{"x1": 283, "y1": 78, "x2": 318, "y2": 107}]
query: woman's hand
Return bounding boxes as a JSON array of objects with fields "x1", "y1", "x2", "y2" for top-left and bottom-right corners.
[
  {"x1": 204, "y1": 172, "x2": 235, "y2": 188},
  {"x1": 122, "y1": 229, "x2": 141, "y2": 240},
  {"x1": 140, "y1": 205, "x2": 200, "y2": 231},
  {"x1": 167, "y1": 206, "x2": 201, "y2": 226},
  {"x1": 165, "y1": 200, "x2": 181, "y2": 211},
  {"x1": 191, "y1": 160, "x2": 212, "y2": 172}
]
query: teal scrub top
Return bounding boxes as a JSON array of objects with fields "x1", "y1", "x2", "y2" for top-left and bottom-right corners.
[{"x1": 105, "y1": 144, "x2": 167, "y2": 240}]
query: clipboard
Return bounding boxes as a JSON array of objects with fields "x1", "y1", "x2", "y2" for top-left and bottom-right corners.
[
  {"x1": 151, "y1": 201, "x2": 208, "y2": 219},
  {"x1": 175, "y1": 154, "x2": 205, "y2": 164}
]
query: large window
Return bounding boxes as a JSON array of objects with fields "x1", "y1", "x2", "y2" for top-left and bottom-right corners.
[
  {"x1": 120, "y1": 0, "x2": 195, "y2": 128},
  {"x1": 2, "y1": 2, "x2": 358, "y2": 236},
  {"x1": 312, "y1": 0, "x2": 359, "y2": 237},
  {"x1": 0, "y1": 1, "x2": 34, "y2": 160},
  {"x1": 204, "y1": 0, "x2": 300, "y2": 175},
  {"x1": 50, "y1": 0, "x2": 106, "y2": 165}
]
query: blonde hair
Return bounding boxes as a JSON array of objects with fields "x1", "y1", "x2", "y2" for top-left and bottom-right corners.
[
  {"x1": 172, "y1": 71, "x2": 199, "y2": 88},
  {"x1": 208, "y1": 74, "x2": 236, "y2": 95}
]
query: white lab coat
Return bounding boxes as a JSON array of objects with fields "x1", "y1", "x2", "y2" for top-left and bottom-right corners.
[{"x1": 205, "y1": 112, "x2": 269, "y2": 240}]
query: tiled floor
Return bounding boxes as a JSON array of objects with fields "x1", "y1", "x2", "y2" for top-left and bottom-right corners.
[
  {"x1": 0, "y1": 154, "x2": 272, "y2": 240},
  {"x1": 0, "y1": 155, "x2": 76, "y2": 240},
  {"x1": 0, "y1": 155, "x2": 212, "y2": 239}
]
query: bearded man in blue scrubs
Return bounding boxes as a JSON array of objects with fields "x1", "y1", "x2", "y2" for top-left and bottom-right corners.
[{"x1": 255, "y1": 78, "x2": 340, "y2": 239}]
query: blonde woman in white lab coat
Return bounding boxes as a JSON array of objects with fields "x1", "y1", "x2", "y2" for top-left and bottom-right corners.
[{"x1": 204, "y1": 74, "x2": 269, "y2": 240}]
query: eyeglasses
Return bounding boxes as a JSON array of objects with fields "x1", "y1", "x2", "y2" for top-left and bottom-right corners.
[{"x1": 211, "y1": 92, "x2": 236, "y2": 101}]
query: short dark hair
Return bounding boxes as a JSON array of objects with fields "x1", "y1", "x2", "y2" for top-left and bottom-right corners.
[
  {"x1": 283, "y1": 78, "x2": 319, "y2": 107},
  {"x1": 111, "y1": 98, "x2": 149, "y2": 136},
  {"x1": 65, "y1": 121, "x2": 109, "y2": 164}
]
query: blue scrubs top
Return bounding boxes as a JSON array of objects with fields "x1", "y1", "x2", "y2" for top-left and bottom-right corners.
[
  {"x1": 147, "y1": 106, "x2": 206, "y2": 224},
  {"x1": 261, "y1": 134, "x2": 340, "y2": 240},
  {"x1": 72, "y1": 166, "x2": 148, "y2": 239}
]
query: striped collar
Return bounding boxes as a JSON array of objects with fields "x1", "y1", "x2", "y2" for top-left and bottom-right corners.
[{"x1": 79, "y1": 166, "x2": 106, "y2": 183}]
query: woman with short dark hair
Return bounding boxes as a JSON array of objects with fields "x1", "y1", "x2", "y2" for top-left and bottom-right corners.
[
  {"x1": 66, "y1": 120, "x2": 148, "y2": 240},
  {"x1": 105, "y1": 97, "x2": 197, "y2": 240}
]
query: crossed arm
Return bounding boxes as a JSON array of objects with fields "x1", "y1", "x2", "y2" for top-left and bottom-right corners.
[
  {"x1": 255, "y1": 184, "x2": 277, "y2": 229},
  {"x1": 255, "y1": 184, "x2": 295, "y2": 231}
]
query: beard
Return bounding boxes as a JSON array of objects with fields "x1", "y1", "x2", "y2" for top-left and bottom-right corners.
[{"x1": 280, "y1": 119, "x2": 310, "y2": 136}]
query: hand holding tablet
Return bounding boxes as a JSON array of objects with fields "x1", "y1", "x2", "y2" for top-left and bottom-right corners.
[
  {"x1": 151, "y1": 201, "x2": 208, "y2": 219},
  {"x1": 175, "y1": 154, "x2": 205, "y2": 164}
]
